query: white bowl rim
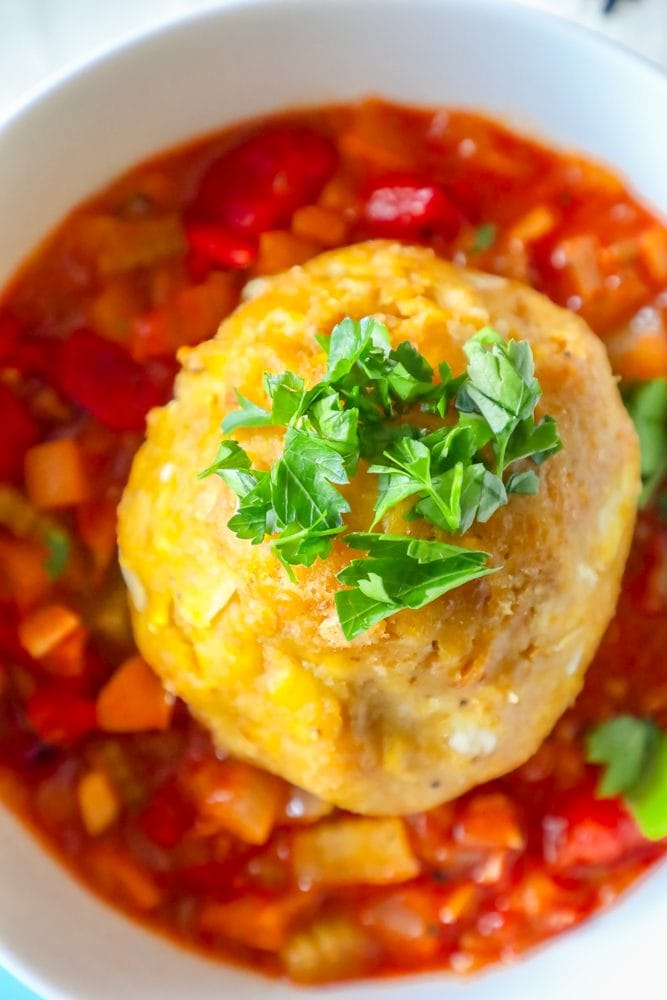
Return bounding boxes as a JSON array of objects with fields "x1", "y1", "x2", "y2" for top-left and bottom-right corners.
[{"x1": 0, "y1": 2, "x2": 666, "y2": 999}]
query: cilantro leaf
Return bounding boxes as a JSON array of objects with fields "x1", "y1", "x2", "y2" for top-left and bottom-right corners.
[
  {"x1": 264, "y1": 371, "x2": 307, "y2": 425},
  {"x1": 44, "y1": 527, "x2": 70, "y2": 580},
  {"x1": 587, "y1": 715, "x2": 667, "y2": 840},
  {"x1": 322, "y1": 316, "x2": 391, "y2": 382},
  {"x1": 623, "y1": 378, "x2": 667, "y2": 507},
  {"x1": 335, "y1": 533, "x2": 494, "y2": 640},
  {"x1": 222, "y1": 391, "x2": 272, "y2": 433},
  {"x1": 471, "y1": 222, "x2": 497, "y2": 253},
  {"x1": 270, "y1": 427, "x2": 350, "y2": 534}
]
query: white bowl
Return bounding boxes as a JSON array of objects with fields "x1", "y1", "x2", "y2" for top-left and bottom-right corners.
[{"x1": 1, "y1": 1, "x2": 666, "y2": 998}]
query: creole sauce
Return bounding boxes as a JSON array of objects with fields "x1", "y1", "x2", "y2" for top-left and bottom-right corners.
[{"x1": 1, "y1": 100, "x2": 667, "y2": 984}]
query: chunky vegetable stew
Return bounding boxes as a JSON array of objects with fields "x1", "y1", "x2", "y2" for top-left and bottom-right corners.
[{"x1": 1, "y1": 99, "x2": 667, "y2": 983}]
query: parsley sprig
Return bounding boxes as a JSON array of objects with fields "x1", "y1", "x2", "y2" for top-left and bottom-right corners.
[
  {"x1": 200, "y1": 317, "x2": 561, "y2": 639},
  {"x1": 587, "y1": 716, "x2": 667, "y2": 841}
]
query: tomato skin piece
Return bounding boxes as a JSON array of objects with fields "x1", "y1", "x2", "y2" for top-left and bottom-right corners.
[
  {"x1": 58, "y1": 329, "x2": 164, "y2": 431},
  {"x1": 0, "y1": 385, "x2": 39, "y2": 483},
  {"x1": 0, "y1": 311, "x2": 21, "y2": 359},
  {"x1": 192, "y1": 126, "x2": 337, "y2": 233},
  {"x1": 362, "y1": 173, "x2": 463, "y2": 239},
  {"x1": 27, "y1": 685, "x2": 97, "y2": 747}
]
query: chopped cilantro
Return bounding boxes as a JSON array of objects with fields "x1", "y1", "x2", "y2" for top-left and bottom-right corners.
[
  {"x1": 43, "y1": 527, "x2": 70, "y2": 580},
  {"x1": 623, "y1": 378, "x2": 667, "y2": 507},
  {"x1": 200, "y1": 316, "x2": 561, "y2": 639},
  {"x1": 471, "y1": 222, "x2": 497, "y2": 253},
  {"x1": 587, "y1": 716, "x2": 667, "y2": 841}
]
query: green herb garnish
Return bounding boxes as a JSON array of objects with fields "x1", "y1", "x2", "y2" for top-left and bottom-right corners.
[
  {"x1": 587, "y1": 716, "x2": 667, "y2": 840},
  {"x1": 623, "y1": 378, "x2": 667, "y2": 507},
  {"x1": 43, "y1": 526, "x2": 70, "y2": 580},
  {"x1": 471, "y1": 222, "x2": 497, "y2": 253},
  {"x1": 200, "y1": 317, "x2": 561, "y2": 639}
]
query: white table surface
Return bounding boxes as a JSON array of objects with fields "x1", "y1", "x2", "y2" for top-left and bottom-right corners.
[
  {"x1": 0, "y1": 1, "x2": 664, "y2": 998},
  {"x1": 0, "y1": 0, "x2": 665, "y2": 125}
]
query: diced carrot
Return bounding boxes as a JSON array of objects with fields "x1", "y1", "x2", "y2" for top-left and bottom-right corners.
[
  {"x1": 339, "y1": 102, "x2": 417, "y2": 171},
  {"x1": 0, "y1": 536, "x2": 51, "y2": 610},
  {"x1": 437, "y1": 882, "x2": 479, "y2": 925},
  {"x1": 190, "y1": 758, "x2": 286, "y2": 845},
  {"x1": 254, "y1": 231, "x2": 319, "y2": 276},
  {"x1": 608, "y1": 329, "x2": 667, "y2": 382},
  {"x1": 76, "y1": 214, "x2": 186, "y2": 276},
  {"x1": 130, "y1": 272, "x2": 237, "y2": 359},
  {"x1": 639, "y1": 227, "x2": 667, "y2": 284},
  {"x1": 506, "y1": 205, "x2": 558, "y2": 245},
  {"x1": 85, "y1": 844, "x2": 162, "y2": 911},
  {"x1": 18, "y1": 604, "x2": 81, "y2": 660},
  {"x1": 454, "y1": 793, "x2": 525, "y2": 851},
  {"x1": 24, "y1": 439, "x2": 89, "y2": 510},
  {"x1": 291, "y1": 205, "x2": 348, "y2": 246},
  {"x1": 96, "y1": 655, "x2": 174, "y2": 733},
  {"x1": 553, "y1": 235, "x2": 603, "y2": 299},
  {"x1": 87, "y1": 278, "x2": 145, "y2": 343},
  {"x1": 77, "y1": 769, "x2": 120, "y2": 835},
  {"x1": 40, "y1": 626, "x2": 87, "y2": 678},
  {"x1": 317, "y1": 175, "x2": 358, "y2": 213},
  {"x1": 292, "y1": 817, "x2": 420, "y2": 887},
  {"x1": 199, "y1": 892, "x2": 317, "y2": 951}
]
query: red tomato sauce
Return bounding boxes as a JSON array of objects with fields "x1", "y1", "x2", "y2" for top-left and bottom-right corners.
[{"x1": 1, "y1": 99, "x2": 667, "y2": 984}]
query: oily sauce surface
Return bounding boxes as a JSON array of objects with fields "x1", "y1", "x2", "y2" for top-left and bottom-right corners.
[{"x1": 1, "y1": 100, "x2": 667, "y2": 983}]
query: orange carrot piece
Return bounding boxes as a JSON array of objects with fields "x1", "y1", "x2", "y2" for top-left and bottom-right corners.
[
  {"x1": 24, "y1": 439, "x2": 89, "y2": 510},
  {"x1": 454, "y1": 792, "x2": 525, "y2": 851},
  {"x1": 506, "y1": 205, "x2": 558, "y2": 245},
  {"x1": 191, "y1": 759, "x2": 286, "y2": 845},
  {"x1": 254, "y1": 232, "x2": 319, "y2": 276},
  {"x1": 640, "y1": 227, "x2": 667, "y2": 284},
  {"x1": 0, "y1": 536, "x2": 50, "y2": 610},
  {"x1": 87, "y1": 278, "x2": 145, "y2": 343},
  {"x1": 199, "y1": 892, "x2": 317, "y2": 951},
  {"x1": 18, "y1": 603, "x2": 81, "y2": 660},
  {"x1": 40, "y1": 625, "x2": 87, "y2": 678},
  {"x1": 96, "y1": 655, "x2": 174, "y2": 733},
  {"x1": 292, "y1": 205, "x2": 348, "y2": 247},
  {"x1": 611, "y1": 330, "x2": 667, "y2": 382}
]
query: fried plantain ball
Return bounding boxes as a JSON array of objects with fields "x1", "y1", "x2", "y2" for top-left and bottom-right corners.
[{"x1": 117, "y1": 241, "x2": 639, "y2": 815}]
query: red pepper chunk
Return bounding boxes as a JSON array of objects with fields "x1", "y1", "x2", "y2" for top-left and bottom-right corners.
[
  {"x1": 27, "y1": 685, "x2": 97, "y2": 747},
  {"x1": 192, "y1": 126, "x2": 337, "y2": 234},
  {"x1": 59, "y1": 329, "x2": 164, "y2": 431},
  {"x1": 185, "y1": 223, "x2": 257, "y2": 272},
  {"x1": 0, "y1": 385, "x2": 39, "y2": 483},
  {"x1": 543, "y1": 781, "x2": 645, "y2": 870},
  {"x1": 362, "y1": 173, "x2": 462, "y2": 240},
  {"x1": 138, "y1": 780, "x2": 196, "y2": 848}
]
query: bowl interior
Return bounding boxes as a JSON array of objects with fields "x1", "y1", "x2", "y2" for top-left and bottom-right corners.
[{"x1": 0, "y1": 1, "x2": 665, "y2": 997}]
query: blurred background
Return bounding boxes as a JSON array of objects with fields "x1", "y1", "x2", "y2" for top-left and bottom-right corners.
[
  {"x1": 0, "y1": 0, "x2": 665, "y2": 122},
  {"x1": 0, "y1": 0, "x2": 664, "y2": 997}
]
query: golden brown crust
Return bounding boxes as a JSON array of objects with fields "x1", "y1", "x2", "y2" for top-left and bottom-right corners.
[{"x1": 118, "y1": 241, "x2": 640, "y2": 814}]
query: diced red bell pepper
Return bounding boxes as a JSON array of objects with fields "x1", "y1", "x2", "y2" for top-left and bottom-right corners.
[
  {"x1": 0, "y1": 384, "x2": 39, "y2": 483},
  {"x1": 185, "y1": 223, "x2": 257, "y2": 274},
  {"x1": 192, "y1": 126, "x2": 337, "y2": 234},
  {"x1": 58, "y1": 328, "x2": 164, "y2": 431},
  {"x1": 138, "y1": 780, "x2": 196, "y2": 848},
  {"x1": 543, "y1": 779, "x2": 645, "y2": 870},
  {"x1": 27, "y1": 684, "x2": 97, "y2": 747},
  {"x1": 362, "y1": 173, "x2": 463, "y2": 239}
]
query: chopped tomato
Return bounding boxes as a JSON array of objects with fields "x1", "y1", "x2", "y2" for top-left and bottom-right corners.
[
  {"x1": 543, "y1": 780, "x2": 644, "y2": 870},
  {"x1": 27, "y1": 685, "x2": 97, "y2": 746}
]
